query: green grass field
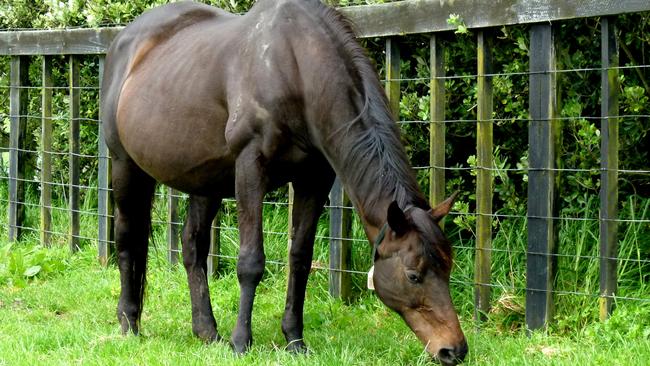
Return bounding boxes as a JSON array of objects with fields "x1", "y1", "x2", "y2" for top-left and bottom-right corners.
[
  {"x1": 0, "y1": 187, "x2": 649, "y2": 365},
  {"x1": 0, "y1": 239, "x2": 648, "y2": 365}
]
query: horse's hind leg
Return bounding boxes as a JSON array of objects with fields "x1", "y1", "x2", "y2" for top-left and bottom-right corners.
[
  {"x1": 181, "y1": 194, "x2": 221, "y2": 342},
  {"x1": 282, "y1": 164, "x2": 335, "y2": 353},
  {"x1": 112, "y1": 157, "x2": 155, "y2": 335}
]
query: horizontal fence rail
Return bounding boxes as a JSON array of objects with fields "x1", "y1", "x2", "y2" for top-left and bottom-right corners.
[
  {"x1": 2, "y1": 0, "x2": 650, "y2": 50},
  {"x1": 1, "y1": 0, "x2": 650, "y2": 334}
]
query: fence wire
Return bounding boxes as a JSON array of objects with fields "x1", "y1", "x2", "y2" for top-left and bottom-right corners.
[{"x1": 1, "y1": 22, "x2": 649, "y2": 320}]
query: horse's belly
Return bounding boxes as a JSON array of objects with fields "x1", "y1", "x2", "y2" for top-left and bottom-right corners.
[
  {"x1": 126, "y1": 138, "x2": 234, "y2": 195},
  {"x1": 116, "y1": 75, "x2": 233, "y2": 194},
  {"x1": 164, "y1": 158, "x2": 236, "y2": 196}
]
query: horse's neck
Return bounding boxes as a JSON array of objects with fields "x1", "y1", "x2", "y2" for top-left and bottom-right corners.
[
  {"x1": 293, "y1": 39, "x2": 425, "y2": 229},
  {"x1": 340, "y1": 150, "x2": 393, "y2": 228},
  {"x1": 318, "y1": 110, "x2": 421, "y2": 230}
]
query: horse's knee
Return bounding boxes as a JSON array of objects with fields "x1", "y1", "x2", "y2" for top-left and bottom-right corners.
[
  {"x1": 116, "y1": 247, "x2": 130, "y2": 262},
  {"x1": 182, "y1": 219, "x2": 211, "y2": 268},
  {"x1": 237, "y1": 252, "x2": 265, "y2": 285},
  {"x1": 182, "y1": 244, "x2": 198, "y2": 269},
  {"x1": 288, "y1": 246, "x2": 312, "y2": 273},
  {"x1": 182, "y1": 219, "x2": 202, "y2": 244}
]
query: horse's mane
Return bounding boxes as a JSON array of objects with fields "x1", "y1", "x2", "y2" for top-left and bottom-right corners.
[{"x1": 308, "y1": 0, "x2": 431, "y2": 216}]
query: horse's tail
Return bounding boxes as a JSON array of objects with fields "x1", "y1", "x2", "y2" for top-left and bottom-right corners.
[
  {"x1": 135, "y1": 189, "x2": 157, "y2": 330},
  {"x1": 136, "y1": 232, "x2": 149, "y2": 328},
  {"x1": 137, "y1": 215, "x2": 160, "y2": 325}
]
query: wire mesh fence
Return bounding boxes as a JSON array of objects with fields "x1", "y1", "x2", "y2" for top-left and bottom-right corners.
[{"x1": 1, "y1": 3, "x2": 649, "y2": 331}]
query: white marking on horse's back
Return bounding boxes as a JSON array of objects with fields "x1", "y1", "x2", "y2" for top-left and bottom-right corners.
[
  {"x1": 252, "y1": 99, "x2": 270, "y2": 121},
  {"x1": 232, "y1": 94, "x2": 242, "y2": 124}
]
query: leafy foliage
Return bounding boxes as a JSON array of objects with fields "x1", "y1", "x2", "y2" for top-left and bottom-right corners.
[
  {"x1": 0, "y1": 0, "x2": 258, "y2": 29},
  {"x1": 0, "y1": 242, "x2": 70, "y2": 288}
]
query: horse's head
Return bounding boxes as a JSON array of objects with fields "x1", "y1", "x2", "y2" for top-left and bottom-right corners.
[{"x1": 372, "y1": 193, "x2": 467, "y2": 365}]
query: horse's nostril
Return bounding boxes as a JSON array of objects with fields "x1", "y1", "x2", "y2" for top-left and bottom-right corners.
[
  {"x1": 437, "y1": 341, "x2": 468, "y2": 365},
  {"x1": 437, "y1": 347, "x2": 456, "y2": 364},
  {"x1": 455, "y1": 340, "x2": 469, "y2": 361}
]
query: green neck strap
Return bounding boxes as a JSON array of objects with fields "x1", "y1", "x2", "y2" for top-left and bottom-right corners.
[{"x1": 372, "y1": 222, "x2": 389, "y2": 262}]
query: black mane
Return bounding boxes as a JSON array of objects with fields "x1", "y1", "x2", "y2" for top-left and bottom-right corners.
[{"x1": 311, "y1": 0, "x2": 431, "y2": 216}]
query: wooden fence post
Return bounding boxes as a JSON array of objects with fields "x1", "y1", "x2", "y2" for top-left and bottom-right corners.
[
  {"x1": 69, "y1": 55, "x2": 81, "y2": 252},
  {"x1": 287, "y1": 183, "x2": 294, "y2": 260},
  {"x1": 526, "y1": 24, "x2": 559, "y2": 331},
  {"x1": 207, "y1": 212, "x2": 221, "y2": 277},
  {"x1": 475, "y1": 30, "x2": 494, "y2": 321},
  {"x1": 168, "y1": 188, "x2": 180, "y2": 265},
  {"x1": 8, "y1": 56, "x2": 29, "y2": 242},
  {"x1": 98, "y1": 55, "x2": 114, "y2": 265},
  {"x1": 329, "y1": 178, "x2": 352, "y2": 300},
  {"x1": 385, "y1": 37, "x2": 401, "y2": 119},
  {"x1": 286, "y1": 183, "x2": 295, "y2": 288},
  {"x1": 599, "y1": 17, "x2": 619, "y2": 321},
  {"x1": 41, "y1": 56, "x2": 53, "y2": 247},
  {"x1": 430, "y1": 34, "x2": 446, "y2": 207}
]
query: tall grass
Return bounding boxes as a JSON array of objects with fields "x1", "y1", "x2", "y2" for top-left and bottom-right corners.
[
  {"x1": 2, "y1": 177, "x2": 648, "y2": 328},
  {"x1": 0, "y1": 172, "x2": 649, "y2": 364},
  {"x1": 0, "y1": 217, "x2": 649, "y2": 365}
]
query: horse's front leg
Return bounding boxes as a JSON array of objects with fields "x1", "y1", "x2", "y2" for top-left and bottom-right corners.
[
  {"x1": 282, "y1": 167, "x2": 335, "y2": 353},
  {"x1": 231, "y1": 146, "x2": 268, "y2": 354},
  {"x1": 182, "y1": 195, "x2": 221, "y2": 342}
]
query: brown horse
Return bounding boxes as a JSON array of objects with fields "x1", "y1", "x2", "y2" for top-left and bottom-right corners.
[{"x1": 101, "y1": 0, "x2": 467, "y2": 364}]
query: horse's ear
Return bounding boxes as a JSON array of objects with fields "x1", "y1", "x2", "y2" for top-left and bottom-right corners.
[
  {"x1": 429, "y1": 191, "x2": 459, "y2": 222},
  {"x1": 387, "y1": 201, "x2": 409, "y2": 236}
]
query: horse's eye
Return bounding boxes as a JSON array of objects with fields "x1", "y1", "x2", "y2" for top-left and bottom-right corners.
[{"x1": 405, "y1": 270, "x2": 420, "y2": 284}]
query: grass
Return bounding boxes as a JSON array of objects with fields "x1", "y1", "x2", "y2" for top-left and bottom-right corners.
[
  {"x1": 0, "y1": 183, "x2": 649, "y2": 364},
  {"x1": 0, "y1": 239, "x2": 649, "y2": 365}
]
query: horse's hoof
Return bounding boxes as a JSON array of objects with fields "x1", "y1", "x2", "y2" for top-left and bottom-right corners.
[
  {"x1": 198, "y1": 332, "x2": 222, "y2": 344},
  {"x1": 230, "y1": 341, "x2": 250, "y2": 355},
  {"x1": 286, "y1": 339, "x2": 308, "y2": 354},
  {"x1": 230, "y1": 325, "x2": 252, "y2": 354},
  {"x1": 230, "y1": 335, "x2": 252, "y2": 355},
  {"x1": 119, "y1": 316, "x2": 139, "y2": 336},
  {"x1": 193, "y1": 327, "x2": 220, "y2": 343}
]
